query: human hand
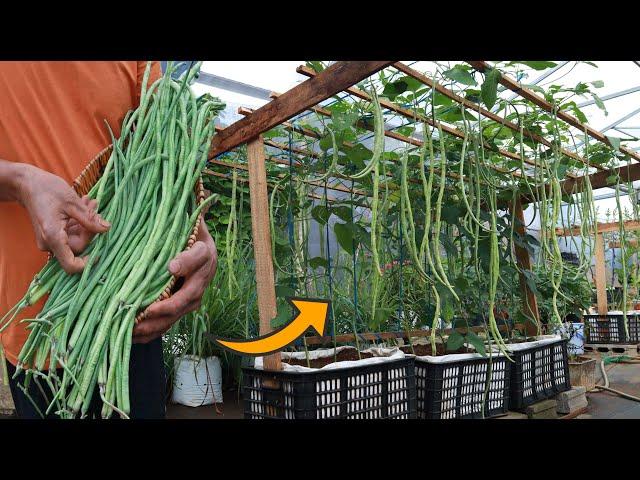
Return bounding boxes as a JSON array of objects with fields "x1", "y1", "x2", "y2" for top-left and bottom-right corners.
[
  {"x1": 133, "y1": 217, "x2": 218, "y2": 344},
  {"x1": 17, "y1": 165, "x2": 111, "y2": 273}
]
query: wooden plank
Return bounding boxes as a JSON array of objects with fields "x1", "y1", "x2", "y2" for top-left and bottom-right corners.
[
  {"x1": 609, "y1": 239, "x2": 638, "y2": 248},
  {"x1": 522, "y1": 162, "x2": 640, "y2": 206},
  {"x1": 209, "y1": 61, "x2": 395, "y2": 158},
  {"x1": 557, "y1": 219, "x2": 640, "y2": 236},
  {"x1": 247, "y1": 137, "x2": 281, "y2": 372},
  {"x1": 393, "y1": 62, "x2": 587, "y2": 176},
  {"x1": 302, "y1": 323, "x2": 527, "y2": 346},
  {"x1": 468, "y1": 61, "x2": 640, "y2": 164},
  {"x1": 204, "y1": 168, "x2": 336, "y2": 202},
  {"x1": 510, "y1": 198, "x2": 540, "y2": 335},
  {"x1": 594, "y1": 232, "x2": 608, "y2": 315}
]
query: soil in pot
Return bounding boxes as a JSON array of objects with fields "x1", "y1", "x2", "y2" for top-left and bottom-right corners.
[
  {"x1": 400, "y1": 343, "x2": 474, "y2": 356},
  {"x1": 283, "y1": 348, "x2": 373, "y2": 368}
]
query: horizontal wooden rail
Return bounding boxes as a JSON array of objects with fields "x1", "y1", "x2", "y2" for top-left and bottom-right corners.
[
  {"x1": 203, "y1": 168, "x2": 337, "y2": 202},
  {"x1": 208, "y1": 158, "x2": 368, "y2": 197},
  {"x1": 556, "y1": 219, "x2": 640, "y2": 236},
  {"x1": 302, "y1": 323, "x2": 528, "y2": 346}
]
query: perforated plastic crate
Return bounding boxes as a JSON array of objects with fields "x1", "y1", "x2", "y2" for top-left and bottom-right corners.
[
  {"x1": 242, "y1": 357, "x2": 416, "y2": 419},
  {"x1": 583, "y1": 314, "x2": 640, "y2": 344},
  {"x1": 413, "y1": 354, "x2": 511, "y2": 419},
  {"x1": 508, "y1": 337, "x2": 570, "y2": 410}
]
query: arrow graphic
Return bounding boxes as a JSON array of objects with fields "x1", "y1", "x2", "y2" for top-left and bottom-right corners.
[{"x1": 207, "y1": 297, "x2": 330, "y2": 356}]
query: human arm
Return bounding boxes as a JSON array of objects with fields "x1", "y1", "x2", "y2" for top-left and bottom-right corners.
[{"x1": 0, "y1": 159, "x2": 110, "y2": 273}]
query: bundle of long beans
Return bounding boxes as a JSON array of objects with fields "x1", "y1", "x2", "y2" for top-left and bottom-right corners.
[{"x1": 0, "y1": 61, "x2": 224, "y2": 418}]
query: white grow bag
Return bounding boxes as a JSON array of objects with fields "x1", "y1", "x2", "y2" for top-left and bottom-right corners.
[{"x1": 171, "y1": 355, "x2": 223, "y2": 407}]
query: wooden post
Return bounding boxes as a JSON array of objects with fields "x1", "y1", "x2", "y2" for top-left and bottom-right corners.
[
  {"x1": 594, "y1": 232, "x2": 608, "y2": 315},
  {"x1": 247, "y1": 136, "x2": 282, "y2": 372},
  {"x1": 511, "y1": 199, "x2": 540, "y2": 336}
]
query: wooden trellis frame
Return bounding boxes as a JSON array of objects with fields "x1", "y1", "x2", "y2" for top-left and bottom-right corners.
[
  {"x1": 557, "y1": 219, "x2": 640, "y2": 314},
  {"x1": 206, "y1": 60, "x2": 640, "y2": 370}
]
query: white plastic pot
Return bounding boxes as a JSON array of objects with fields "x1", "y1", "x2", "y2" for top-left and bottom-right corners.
[{"x1": 171, "y1": 355, "x2": 223, "y2": 407}]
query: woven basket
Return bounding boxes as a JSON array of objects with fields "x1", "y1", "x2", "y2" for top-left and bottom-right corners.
[{"x1": 71, "y1": 144, "x2": 204, "y2": 320}]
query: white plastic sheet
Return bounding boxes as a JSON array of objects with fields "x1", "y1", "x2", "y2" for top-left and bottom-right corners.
[{"x1": 254, "y1": 346, "x2": 406, "y2": 373}]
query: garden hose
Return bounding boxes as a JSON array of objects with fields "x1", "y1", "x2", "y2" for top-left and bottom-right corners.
[{"x1": 593, "y1": 358, "x2": 640, "y2": 403}]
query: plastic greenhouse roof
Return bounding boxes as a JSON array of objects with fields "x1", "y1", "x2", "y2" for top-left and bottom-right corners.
[{"x1": 196, "y1": 61, "x2": 640, "y2": 219}]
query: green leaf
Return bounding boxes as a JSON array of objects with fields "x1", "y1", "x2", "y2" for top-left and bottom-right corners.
[
  {"x1": 590, "y1": 80, "x2": 604, "y2": 88},
  {"x1": 465, "y1": 331, "x2": 486, "y2": 356},
  {"x1": 345, "y1": 143, "x2": 372, "y2": 170},
  {"x1": 510, "y1": 61, "x2": 557, "y2": 71},
  {"x1": 331, "y1": 110, "x2": 358, "y2": 133},
  {"x1": 334, "y1": 222, "x2": 355, "y2": 254},
  {"x1": 481, "y1": 68, "x2": 501, "y2": 110},
  {"x1": 332, "y1": 205, "x2": 353, "y2": 222},
  {"x1": 271, "y1": 302, "x2": 293, "y2": 328},
  {"x1": 441, "y1": 300, "x2": 455, "y2": 322},
  {"x1": 606, "y1": 174, "x2": 619, "y2": 185},
  {"x1": 353, "y1": 223, "x2": 371, "y2": 249},
  {"x1": 592, "y1": 93, "x2": 607, "y2": 114},
  {"x1": 305, "y1": 61, "x2": 325, "y2": 73},
  {"x1": 275, "y1": 284, "x2": 296, "y2": 298},
  {"x1": 309, "y1": 256, "x2": 328, "y2": 269},
  {"x1": 382, "y1": 80, "x2": 408, "y2": 101},
  {"x1": 443, "y1": 66, "x2": 477, "y2": 86},
  {"x1": 396, "y1": 75, "x2": 424, "y2": 92},
  {"x1": 432, "y1": 91, "x2": 454, "y2": 107},
  {"x1": 396, "y1": 125, "x2": 416, "y2": 137},
  {"x1": 446, "y1": 331, "x2": 465, "y2": 351},
  {"x1": 606, "y1": 135, "x2": 621, "y2": 152},
  {"x1": 311, "y1": 205, "x2": 331, "y2": 225}
]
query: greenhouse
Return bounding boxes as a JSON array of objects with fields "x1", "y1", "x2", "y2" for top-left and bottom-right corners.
[{"x1": 2, "y1": 60, "x2": 640, "y2": 421}]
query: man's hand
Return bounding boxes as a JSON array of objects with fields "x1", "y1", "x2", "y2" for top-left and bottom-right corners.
[
  {"x1": 16, "y1": 164, "x2": 111, "y2": 274},
  {"x1": 133, "y1": 217, "x2": 218, "y2": 344}
]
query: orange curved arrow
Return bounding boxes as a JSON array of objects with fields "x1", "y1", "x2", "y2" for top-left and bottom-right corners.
[{"x1": 209, "y1": 298, "x2": 330, "y2": 356}]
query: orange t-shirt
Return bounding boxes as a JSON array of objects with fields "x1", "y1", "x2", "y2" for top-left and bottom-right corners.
[{"x1": 0, "y1": 61, "x2": 162, "y2": 366}]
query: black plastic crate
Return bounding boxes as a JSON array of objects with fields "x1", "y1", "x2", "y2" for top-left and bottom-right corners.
[
  {"x1": 413, "y1": 354, "x2": 511, "y2": 419},
  {"x1": 508, "y1": 338, "x2": 570, "y2": 410},
  {"x1": 583, "y1": 314, "x2": 640, "y2": 344},
  {"x1": 242, "y1": 357, "x2": 416, "y2": 419}
]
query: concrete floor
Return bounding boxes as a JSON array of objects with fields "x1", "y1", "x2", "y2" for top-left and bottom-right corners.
[
  {"x1": 576, "y1": 357, "x2": 640, "y2": 419},
  {"x1": 3, "y1": 355, "x2": 640, "y2": 420},
  {"x1": 166, "y1": 388, "x2": 244, "y2": 419}
]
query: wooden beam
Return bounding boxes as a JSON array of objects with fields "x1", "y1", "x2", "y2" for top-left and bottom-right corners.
[
  {"x1": 594, "y1": 232, "x2": 608, "y2": 315},
  {"x1": 522, "y1": 161, "x2": 640, "y2": 206},
  {"x1": 510, "y1": 198, "x2": 540, "y2": 335},
  {"x1": 204, "y1": 168, "x2": 337, "y2": 202},
  {"x1": 557, "y1": 219, "x2": 640, "y2": 236},
  {"x1": 393, "y1": 62, "x2": 586, "y2": 176},
  {"x1": 609, "y1": 239, "x2": 638, "y2": 248},
  {"x1": 302, "y1": 323, "x2": 527, "y2": 346},
  {"x1": 468, "y1": 61, "x2": 640, "y2": 164},
  {"x1": 209, "y1": 61, "x2": 395, "y2": 158},
  {"x1": 247, "y1": 137, "x2": 281, "y2": 372}
]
